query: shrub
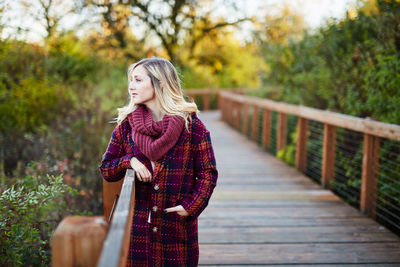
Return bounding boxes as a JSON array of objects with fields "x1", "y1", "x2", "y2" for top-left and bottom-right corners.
[{"x1": 0, "y1": 164, "x2": 80, "y2": 266}]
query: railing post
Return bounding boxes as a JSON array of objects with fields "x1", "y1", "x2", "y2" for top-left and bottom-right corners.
[
  {"x1": 217, "y1": 92, "x2": 222, "y2": 110},
  {"x1": 251, "y1": 105, "x2": 259, "y2": 141},
  {"x1": 203, "y1": 92, "x2": 210, "y2": 111},
  {"x1": 219, "y1": 94, "x2": 224, "y2": 120},
  {"x1": 236, "y1": 101, "x2": 241, "y2": 130},
  {"x1": 321, "y1": 124, "x2": 337, "y2": 188},
  {"x1": 296, "y1": 117, "x2": 308, "y2": 173},
  {"x1": 217, "y1": 91, "x2": 221, "y2": 110},
  {"x1": 51, "y1": 216, "x2": 108, "y2": 267},
  {"x1": 227, "y1": 99, "x2": 233, "y2": 126},
  {"x1": 360, "y1": 134, "x2": 380, "y2": 219},
  {"x1": 233, "y1": 102, "x2": 242, "y2": 130},
  {"x1": 221, "y1": 95, "x2": 226, "y2": 122},
  {"x1": 277, "y1": 112, "x2": 287, "y2": 153},
  {"x1": 229, "y1": 100, "x2": 234, "y2": 126},
  {"x1": 242, "y1": 103, "x2": 249, "y2": 135},
  {"x1": 103, "y1": 179, "x2": 123, "y2": 220},
  {"x1": 262, "y1": 109, "x2": 271, "y2": 150},
  {"x1": 231, "y1": 100, "x2": 236, "y2": 127}
]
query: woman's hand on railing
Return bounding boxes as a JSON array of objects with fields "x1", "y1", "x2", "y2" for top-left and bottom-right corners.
[
  {"x1": 130, "y1": 157, "x2": 152, "y2": 182},
  {"x1": 164, "y1": 205, "x2": 189, "y2": 217}
]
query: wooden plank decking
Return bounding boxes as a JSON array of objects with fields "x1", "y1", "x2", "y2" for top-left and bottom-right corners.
[{"x1": 197, "y1": 111, "x2": 400, "y2": 266}]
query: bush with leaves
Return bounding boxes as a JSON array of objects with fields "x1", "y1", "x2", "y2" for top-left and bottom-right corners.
[{"x1": 0, "y1": 164, "x2": 81, "y2": 267}]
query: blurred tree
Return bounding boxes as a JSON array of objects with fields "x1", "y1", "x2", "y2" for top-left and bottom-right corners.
[
  {"x1": 253, "y1": 4, "x2": 307, "y2": 101},
  {"x1": 91, "y1": 2, "x2": 132, "y2": 50},
  {"x1": 86, "y1": 0, "x2": 250, "y2": 64},
  {"x1": 0, "y1": 1, "x2": 5, "y2": 35},
  {"x1": 181, "y1": 28, "x2": 267, "y2": 89},
  {"x1": 254, "y1": 4, "x2": 306, "y2": 45},
  {"x1": 356, "y1": 0, "x2": 379, "y2": 15},
  {"x1": 20, "y1": 0, "x2": 85, "y2": 39}
]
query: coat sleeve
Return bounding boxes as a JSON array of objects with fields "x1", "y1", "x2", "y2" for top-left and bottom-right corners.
[
  {"x1": 99, "y1": 124, "x2": 133, "y2": 182},
  {"x1": 181, "y1": 130, "x2": 218, "y2": 220}
]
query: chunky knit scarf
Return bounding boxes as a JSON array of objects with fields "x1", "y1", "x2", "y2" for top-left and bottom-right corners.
[{"x1": 127, "y1": 105, "x2": 184, "y2": 161}]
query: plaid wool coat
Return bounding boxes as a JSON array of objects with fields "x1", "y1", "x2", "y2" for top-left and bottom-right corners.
[{"x1": 99, "y1": 113, "x2": 218, "y2": 266}]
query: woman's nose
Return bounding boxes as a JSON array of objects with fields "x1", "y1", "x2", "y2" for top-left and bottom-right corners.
[{"x1": 128, "y1": 81, "x2": 135, "y2": 90}]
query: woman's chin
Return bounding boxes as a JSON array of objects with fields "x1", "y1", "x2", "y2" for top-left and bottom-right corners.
[{"x1": 133, "y1": 99, "x2": 142, "y2": 105}]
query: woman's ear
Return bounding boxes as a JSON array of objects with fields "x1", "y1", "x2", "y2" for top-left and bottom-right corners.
[{"x1": 159, "y1": 81, "x2": 164, "y2": 90}]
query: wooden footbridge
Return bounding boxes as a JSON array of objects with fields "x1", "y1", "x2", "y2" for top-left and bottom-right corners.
[
  {"x1": 198, "y1": 110, "x2": 400, "y2": 266},
  {"x1": 52, "y1": 90, "x2": 400, "y2": 266}
]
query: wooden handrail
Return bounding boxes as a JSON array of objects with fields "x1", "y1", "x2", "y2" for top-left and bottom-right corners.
[
  {"x1": 51, "y1": 170, "x2": 135, "y2": 267},
  {"x1": 98, "y1": 169, "x2": 136, "y2": 267},
  {"x1": 184, "y1": 88, "x2": 247, "y2": 94},
  {"x1": 183, "y1": 88, "x2": 247, "y2": 111},
  {"x1": 219, "y1": 90, "x2": 400, "y2": 231},
  {"x1": 219, "y1": 91, "x2": 400, "y2": 141}
]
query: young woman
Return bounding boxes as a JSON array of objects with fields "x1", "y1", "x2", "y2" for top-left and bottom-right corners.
[{"x1": 99, "y1": 57, "x2": 218, "y2": 266}]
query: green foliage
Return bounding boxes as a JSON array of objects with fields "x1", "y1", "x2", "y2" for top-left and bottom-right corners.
[
  {"x1": 0, "y1": 164, "x2": 79, "y2": 266},
  {"x1": 45, "y1": 34, "x2": 99, "y2": 85},
  {"x1": 360, "y1": 54, "x2": 400, "y2": 122},
  {"x1": 0, "y1": 77, "x2": 67, "y2": 133},
  {"x1": 181, "y1": 32, "x2": 267, "y2": 89},
  {"x1": 0, "y1": 35, "x2": 99, "y2": 135},
  {"x1": 260, "y1": 0, "x2": 400, "y2": 124},
  {"x1": 276, "y1": 115, "x2": 298, "y2": 167},
  {"x1": 94, "y1": 63, "x2": 129, "y2": 113},
  {"x1": 276, "y1": 145, "x2": 295, "y2": 166}
]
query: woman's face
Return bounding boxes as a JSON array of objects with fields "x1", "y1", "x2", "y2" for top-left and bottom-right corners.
[{"x1": 129, "y1": 65, "x2": 155, "y2": 106}]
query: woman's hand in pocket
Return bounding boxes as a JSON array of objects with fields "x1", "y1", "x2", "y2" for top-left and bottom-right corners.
[
  {"x1": 130, "y1": 157, "x2": 152, "y2": 182},
  {"x1": 164, "y1": 205, "x2": 189, "y2": 217}
]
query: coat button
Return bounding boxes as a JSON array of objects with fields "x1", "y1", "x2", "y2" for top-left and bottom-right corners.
[
  {"x1": 152, "y1": 206, "x2": 158, "y2": 212},
  {"x1": 154, "y1": 184, "x2": 160, "y2": 190},
  {"x1": 152, "y1": 227, "x2": 158, "y2": 233}
]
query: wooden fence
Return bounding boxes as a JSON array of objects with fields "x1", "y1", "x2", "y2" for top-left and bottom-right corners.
[{"x1": 219, "y1": 90, "x2": 400, "y2": 230}]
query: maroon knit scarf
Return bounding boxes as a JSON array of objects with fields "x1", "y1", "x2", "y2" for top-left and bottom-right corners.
[{"x1": 127, "y1": 105, "x2": 184, "y2": 161}]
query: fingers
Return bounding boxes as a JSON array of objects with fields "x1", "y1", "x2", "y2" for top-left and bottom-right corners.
[
  {"x1": 136, "y1": 169, "x2": 152, "y2": 182},
  {"x1": 130, "y1": 157, "x2": 152, "y2": 183},
  {"x1": 164, "y1": 206, "x2": 180, "y2": 213},
  {"x1": 164, "y1": 205, "x2": 189, "y2": 217}
]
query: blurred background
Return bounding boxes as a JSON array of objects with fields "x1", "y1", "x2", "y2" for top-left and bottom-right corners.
[{"x1": 0, "y1": 0, "x2": 399, "y2": 265}]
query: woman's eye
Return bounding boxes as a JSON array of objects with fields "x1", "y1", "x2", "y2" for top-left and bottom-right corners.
[{"x1": 135, "y1": 79, "x2": 141, "y2": 82}]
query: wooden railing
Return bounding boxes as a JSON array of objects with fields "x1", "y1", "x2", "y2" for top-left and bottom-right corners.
[
  {"x1": 184, "y1": 88, "x2": 246, "y2": 110},
  {"x1": 219, "y1": 90, "x2": 400, "y2": 230},
  {"x1": 51, "y1": 170, "x2": 135, "y2": 267}
]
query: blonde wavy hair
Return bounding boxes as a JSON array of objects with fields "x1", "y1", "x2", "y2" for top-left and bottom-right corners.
[{"x1": 115, "y1": 57, "x2": 198, "y2": 131}]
